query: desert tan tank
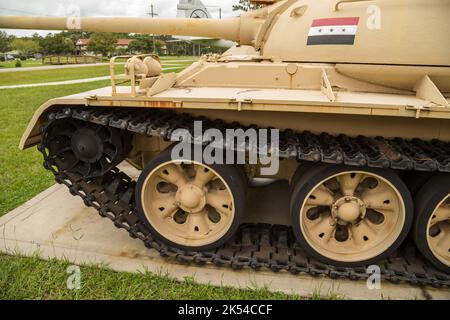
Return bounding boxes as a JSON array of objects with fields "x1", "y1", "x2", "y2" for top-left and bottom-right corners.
[{"x1": 1, "y1": 0, "x2": 449, "y2": 278}]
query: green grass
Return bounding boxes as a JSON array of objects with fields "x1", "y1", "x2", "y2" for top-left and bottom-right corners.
[
  {"x1": 0, "y1": 57, "x2": 196, "y2": 68},
  {"x1": 160, "y1": 56, "x2": 197, "y2": 60},
  {"x1": 0, "y1": 80, "x2": 113, "y2": 216},
  {"x1": 0, "y1": 254, "x2": 306, "y2": 300},
  {"x1": 0, "y1": 59, "x2": 44, "y2": 68},
  {"x1": 0, "y1": 61, "x2": 194, "y2": 86},
  {"x1": 0, "y1": 65, "x2": 122, "y2": 86}
]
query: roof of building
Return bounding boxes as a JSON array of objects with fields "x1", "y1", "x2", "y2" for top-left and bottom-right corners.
[
  {"x1": 76, "y1": 39, "x2": 135, "y2": 46},
  {"x1": 116, "y1": 39, "x2": 134, "y2": 46}
]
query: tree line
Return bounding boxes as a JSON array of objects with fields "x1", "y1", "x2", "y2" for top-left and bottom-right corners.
[{"x1": 0, "y1": 30, "x2": 226, "y2": 58}]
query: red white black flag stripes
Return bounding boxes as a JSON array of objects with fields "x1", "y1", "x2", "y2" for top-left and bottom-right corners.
[{"x1": 307, "y1": 17, "x2": 360, "y2": 45}]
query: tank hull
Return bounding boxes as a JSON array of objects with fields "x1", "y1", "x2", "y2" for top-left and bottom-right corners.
[{"x1": 19, "y1": 82, "x2": 450, "y2": 150}]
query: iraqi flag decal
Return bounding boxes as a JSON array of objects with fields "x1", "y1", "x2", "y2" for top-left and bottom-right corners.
[{"x1": 307, "y1": 17, "x2": 360, "y2": 45}]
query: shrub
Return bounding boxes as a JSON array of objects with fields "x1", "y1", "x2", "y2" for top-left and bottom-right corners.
[
  {"x1": 15, "y1": 60, "x2": 22, "y2": 68},
  {"x1": 20, "y1": 56, "x2": 27, "y2": 61}
]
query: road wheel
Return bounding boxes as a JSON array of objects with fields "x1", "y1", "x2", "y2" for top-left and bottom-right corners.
[
  {"x1": 403, "y1": 171, "x2": 436, "y2": 196},
  {"x1": 136, "y1": 145, "x2": 247, "y2": 251},
  {"x1": 291, "y1": 164, "x2": 413, "y2": 266},
  {"x1": 290, "y1": 161, "x2": 317, "y2": 193},
  {"x1": 413, "y1": 174, "x2": 450, "y2": 273}
]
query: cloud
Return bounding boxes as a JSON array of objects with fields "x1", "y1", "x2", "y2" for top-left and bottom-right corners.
[{"x1": 1, "y1": 0, "x2": 240, "y2": 36}]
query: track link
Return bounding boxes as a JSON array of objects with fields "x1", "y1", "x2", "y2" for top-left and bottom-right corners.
[{"x1": 38, "y1": 106, "x2": 450, "y2": 288}]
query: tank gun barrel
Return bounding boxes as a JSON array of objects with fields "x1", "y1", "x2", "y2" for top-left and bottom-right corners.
[{"x1": 0, "y1": 16, "x2": 258, "y2": 44}]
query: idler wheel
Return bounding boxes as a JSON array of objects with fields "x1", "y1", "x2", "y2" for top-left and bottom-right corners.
[{"x1": 44, "y1": 118, "x2": 131, "y2": 178}]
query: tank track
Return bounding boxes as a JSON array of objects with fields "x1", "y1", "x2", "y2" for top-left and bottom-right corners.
[{"x1": 38, "y1": 106, "x2": 450, "y2": 288}]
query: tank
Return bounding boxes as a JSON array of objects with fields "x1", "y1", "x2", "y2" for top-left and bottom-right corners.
[{"x1": 1, "y1": 0, "x2": 449, "y2": 279}]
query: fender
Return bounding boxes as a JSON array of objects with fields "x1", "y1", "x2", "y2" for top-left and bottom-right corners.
[{"x1": 20, "y1": 99, "x2": 79, "y2": 150}]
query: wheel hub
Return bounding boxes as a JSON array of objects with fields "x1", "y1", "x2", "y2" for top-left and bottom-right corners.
[
  {"x1": 176, "y1": 184, "x2": 206, "y2": 213},
  {"x1": 332, "y1": 196, "x2": 366, "y2": 224},
  {"x1": 71, "y1": 128, "x2": 103, "y2": 164}
]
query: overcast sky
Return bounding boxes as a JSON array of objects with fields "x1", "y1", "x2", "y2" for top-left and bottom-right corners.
[{"x1": 0, "y1": 0, "x2": 240, "y2": 36}]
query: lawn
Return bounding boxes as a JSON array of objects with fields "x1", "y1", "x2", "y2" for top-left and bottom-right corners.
[
  {"x1": 0, "y1": 65, "x2": 121, "y2": 86},
  {"x1": 0, "y1": 60, "x2": 194, "y2": 86},
  {"x1": 0, "y1": 59, "x2": 44, "y2": 68},
  {"x1": 0, "y1": 70, "x2": 311, "y2": 300},
  {"x1": 0, "y1": 254, "x2": 308, "y2": 300},
  {"x1": 0, "y1": 80, "x2": 114, "y2": 216},
  {"x1": 0, "y1": 57, "x2": 196, "y2": 69},
  {"x1": 160, "y1": 56, "x2": 197, "y2": 60}
]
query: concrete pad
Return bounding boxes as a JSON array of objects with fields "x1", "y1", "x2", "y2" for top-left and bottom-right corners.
[{"x1": 1, "y1": 166, "x2": 449, "y2": 300}]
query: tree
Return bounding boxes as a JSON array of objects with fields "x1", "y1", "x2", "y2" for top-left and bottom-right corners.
[
  {"x1": 61, "y1": 31, "x2": 90, "y2": 45},
  {"x1": 232, "y1": 0, "x2": 263, "y2": 12},
  {"x1": 39, "y1": 33, "x2": 75, "y2": 55},
  {"x1": 31, "y1": 33, "x2": 43, "y2": 43},
  {"x1": 0, "y1": 31, "x2": 10, "y2": 53},
  {"x1": 128, "y1": 35, "x2": 162, "y2": 54},
  {"x1": 87, "y1": 33, "x2": 117, "y2": 57},
  {"x1": 10, "y1": 38, "x2": 40, "y2": 57}
]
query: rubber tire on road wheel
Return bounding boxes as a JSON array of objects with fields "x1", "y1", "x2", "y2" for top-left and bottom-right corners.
[
  {"x1": 135, "y1": 144, "x2": 247, "y2": 252},
  {"x1": 412, "y1": 174, "x2": 450, "y2": 273},
  {"x1": 290, "y1": 161, "x2": 318, "y2": 194},
  {"x1": 403, "y1": 171, "x2": 436, "y2": 196},
  {"x1": 290, "y1": 163, "x2": 414, "y2": 267}
]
